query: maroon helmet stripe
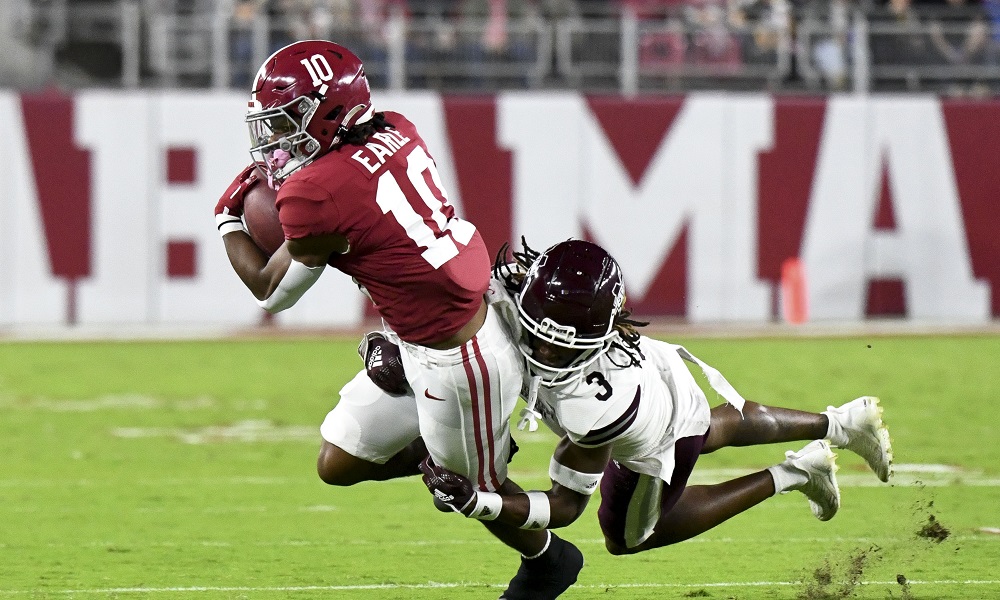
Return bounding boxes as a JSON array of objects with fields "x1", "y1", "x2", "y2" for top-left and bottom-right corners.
[
  {"x1": 471, "y1": 336, "x2": 501, "y2": 490},
  {"x1": 577, "y1": 386, "x2": 641, "y2": 447},
  {"x1": 461, "y1": 343, "x2": 489, "y2": 491}
]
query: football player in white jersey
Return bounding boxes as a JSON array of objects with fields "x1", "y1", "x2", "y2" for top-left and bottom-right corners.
[{"x1": 418, "y1": 239, "x2": 894, "y2": 556}]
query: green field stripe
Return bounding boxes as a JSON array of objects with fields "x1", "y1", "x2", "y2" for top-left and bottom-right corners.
[
  {"x1": 5, "y1": 463, "x2": 998, "y2": 488},
  {"x1": 1, "y1": 534, "x2": 996, "y2": 550},
  {"x1": 2, "y1": 580, "x2": 1000, "y2": 595}
]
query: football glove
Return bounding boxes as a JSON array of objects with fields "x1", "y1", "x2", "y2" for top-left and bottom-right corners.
[
  {"x1": 420, "y1": 455, "x2": 474, "y2": 514},
  {"x1": 215, "y1": 163, "x2": 261, "y2": 236},
  {"x1": 358, "y1": 332, "x2": 409, "y2": 396}
]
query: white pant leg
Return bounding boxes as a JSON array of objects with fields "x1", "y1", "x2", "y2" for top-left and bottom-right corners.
[
  {"x1": 400, "y1": 305, "x2": 524, "y2": 492},
  {"x1": 319, "y1": 369, "x2": 421, "y2": 464}
]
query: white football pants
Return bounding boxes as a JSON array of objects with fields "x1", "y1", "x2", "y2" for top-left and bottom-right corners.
[{"x1": 320, "y1": 304, "x2": 524, "y2": 492}]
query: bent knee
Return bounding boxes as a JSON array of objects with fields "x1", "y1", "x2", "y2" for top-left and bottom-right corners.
[
  {"x1": 317, "y1": 465, "x2": 356, "y2": 487},
  {"x1": 317, "y1": 443, "x2": 364, "y2": 486},
  {"x1": 317, "y1": 460, "x2": 355, "y2": 486},
  {"x1": 604, "y1": 537, "x2": 634, "y2": 556},
  {"x1": 605, "y1": 532, "x2": 682, "y2": 555}
]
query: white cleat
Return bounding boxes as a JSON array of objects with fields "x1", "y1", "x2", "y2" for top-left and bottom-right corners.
[
  {"x1": 824, "y1": 396, "x2": 893, "y2": 482},
  {"x1": 783, "y1": 440, "x2": 841, "y2": 521}
]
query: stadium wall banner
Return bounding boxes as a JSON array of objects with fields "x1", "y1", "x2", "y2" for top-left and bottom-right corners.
[{"x1": 0, "y1": 91, "x2": 997, "y2": 328}]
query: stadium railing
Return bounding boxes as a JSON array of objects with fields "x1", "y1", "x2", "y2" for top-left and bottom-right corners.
[{"x1": 8, "y1": 0, "x2": 999, "y2": 95}]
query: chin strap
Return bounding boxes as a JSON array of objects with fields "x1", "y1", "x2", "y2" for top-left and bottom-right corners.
[{"x1": 517, "y1": 375, "x2": 543, "y2": 432}]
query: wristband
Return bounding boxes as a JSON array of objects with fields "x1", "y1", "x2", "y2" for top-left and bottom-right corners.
[
  {"x1": 549, "y1": 457, "x2": 602, "y2": 496},
  {"x1": 468, "y1": 491, "x2": 502, "y2": 521},
  {"x1": 521, "y1": 491, "x2": 550, "y2": 530},
  {"x1": 216, "y1": 212, "x2": 245, "y2": 237}
]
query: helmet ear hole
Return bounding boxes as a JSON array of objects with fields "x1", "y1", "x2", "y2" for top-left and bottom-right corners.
[{"x1": 325, "y1": 106, "x2": 344, "y2": 121}]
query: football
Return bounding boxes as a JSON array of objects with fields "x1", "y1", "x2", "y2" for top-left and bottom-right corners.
[{"x1": 243, "y1": 181, "x2": 284, "y2": 256}]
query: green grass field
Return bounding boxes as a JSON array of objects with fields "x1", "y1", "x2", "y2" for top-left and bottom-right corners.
[{"x1": 1, "y1": 334, "x2": 998, "y2": 599}]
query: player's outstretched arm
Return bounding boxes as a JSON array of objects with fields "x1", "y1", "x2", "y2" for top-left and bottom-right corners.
[{"x1": 420, "y1": 439, "x2": 611, "y2": 530}]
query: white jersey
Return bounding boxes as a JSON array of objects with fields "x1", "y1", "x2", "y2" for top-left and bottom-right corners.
[
  {"x1": 486, "y1": 278, "x2": 747, "y2": 485},
  {"x1": 533, "y1": 338, "x2": 719, "y2": 483}
]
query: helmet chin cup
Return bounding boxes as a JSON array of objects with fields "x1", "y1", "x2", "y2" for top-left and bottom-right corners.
[
  {"x1": 517, "y1": 317, "x2": 616, "y2": 387},
  {"x1": 519, "y1": 340, "x2": 610, "y2": 387}
]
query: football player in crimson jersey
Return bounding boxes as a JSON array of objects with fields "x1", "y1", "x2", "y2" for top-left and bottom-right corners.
[
  {"x1": 214, "y1": 41, "x2": 580, "y2": 598},
  {"x1": 420, "y1": 239, "x2": 894, "y2": 557}
]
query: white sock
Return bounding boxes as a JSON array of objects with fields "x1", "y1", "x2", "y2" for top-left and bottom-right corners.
[
  {"x1": 522, "y1": 530, "x2": 552, "y2": 560},
  {"x1": 767, "y1": 463, "x2": 809, "y2": 495},
  {"x1": 823, "y1": 409, "x2": 848, "y2": 447}
]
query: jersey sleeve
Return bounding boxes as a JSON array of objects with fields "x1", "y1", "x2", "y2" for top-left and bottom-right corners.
[
  {"x1": 275, "y1": 179, "x2": 340, "y2": 240},
  {"x1": 570, "y1": 385, "x2": 642, "y2": 448},
  {"x1": 555, "y1": 366, "x2": 645, "y2": 449}
]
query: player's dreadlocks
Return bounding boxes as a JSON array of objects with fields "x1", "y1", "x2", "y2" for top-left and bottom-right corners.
[
  {"x1": 492, "y1": 238, "x2": 649, "y2": 367},
  {"x1": 335, "y1": 112, "x2": 394, "y2": 149},
  {"x1": 492, "y1": 238, "x2": 539, "y2": 298}
]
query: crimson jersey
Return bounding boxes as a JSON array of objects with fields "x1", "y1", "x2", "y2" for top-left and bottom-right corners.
[{"x1": 274, "y1": 112, "x2": 489, "y2": 345}]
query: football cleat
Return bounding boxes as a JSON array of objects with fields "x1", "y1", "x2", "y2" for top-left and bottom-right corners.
[
  {"x1": 824, "y1": 396, "x2": 893, "y2": 482},
  {"x1": 499, "y1": 533, "x2": 584, "y2": 600},
  {"x1": 783, "y1": 439, "x2": 841, "y2": 521}
]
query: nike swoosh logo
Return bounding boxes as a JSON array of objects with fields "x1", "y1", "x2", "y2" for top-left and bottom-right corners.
[{"x1": 424, "y1": 389, "x2": 447, "y2": 401}]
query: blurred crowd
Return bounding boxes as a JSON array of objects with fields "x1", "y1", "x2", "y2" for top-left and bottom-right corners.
[
  {"x1": 227, "y1": 0, "x2": 584, "y2": 88},
  {"x1": 3, "y1": 0, "x2": 998, "y2": 93},
  {"x1": 224, "y1": 0, "x2": 999, "y2": 91}
]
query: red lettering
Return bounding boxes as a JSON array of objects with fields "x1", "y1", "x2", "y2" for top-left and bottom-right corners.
[{"x1": 21, "y1": 90, "x2": 91, "y2": 280}]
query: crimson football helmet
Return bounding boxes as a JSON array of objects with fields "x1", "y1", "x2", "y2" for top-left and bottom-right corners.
[
  {"x1": 246, "y1": 40, "x2": 374, "y2": 183},
  {"x1": 517, "y1": 240, "x2": 626, "y2": 385}
]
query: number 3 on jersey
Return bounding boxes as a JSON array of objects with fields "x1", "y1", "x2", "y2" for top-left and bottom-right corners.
[
  {"x1": 586, "y1": 372, "x2": 613, "y2": 401},
  {"x1": 375, "y1": 146, "x2": 476, "y2": 269}
]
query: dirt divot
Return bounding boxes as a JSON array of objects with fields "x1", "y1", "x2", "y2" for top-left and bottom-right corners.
[
  {"x1": 916, "y1": 513, "x2": 950, "y2": 543},
  {"x1": 894, "y1": 573, "x2": 915, "y2": 600},
  {"x1": 796, "y1": 545, "x2": 882, "y2": 600}
]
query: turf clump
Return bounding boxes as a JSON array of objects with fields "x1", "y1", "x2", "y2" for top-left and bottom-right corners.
[
  {"x1": 797, "y1": 546, "x2": 880, "y2": 600},
  {"x1": 916, "y1": 514, "x2": 950, "y2": 543}
]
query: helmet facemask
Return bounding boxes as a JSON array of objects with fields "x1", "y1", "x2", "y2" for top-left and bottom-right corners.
[
  {"x1": 515, "y1": 240, "x2": 627, "y2": 387},
  {"x1": 247, "y1": 95, "x2": 323, "y2": 186},
  {"x1": 516, "y1": 297, "x2": 621, "y2": 387}
]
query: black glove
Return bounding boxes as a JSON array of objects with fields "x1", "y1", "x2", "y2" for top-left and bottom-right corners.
[{"x1": 358, "y1": 332, "x2": 409, "y2": 396}]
